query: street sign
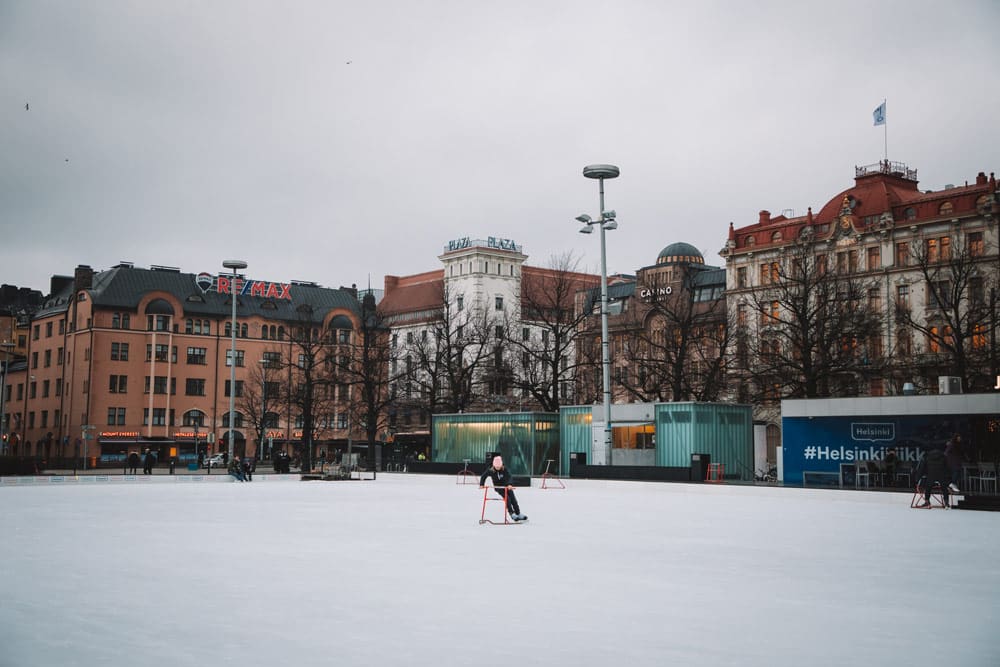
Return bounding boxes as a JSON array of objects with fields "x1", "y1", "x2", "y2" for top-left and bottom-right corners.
[{"x1": 82, "y1": 425, "x2": 96, "y2": 431}]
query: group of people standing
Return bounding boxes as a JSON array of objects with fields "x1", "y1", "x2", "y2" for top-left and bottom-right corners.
[
  {"x1": 229, "y1": 456, "x2": 256, "y2": 482},
  {"x1": 125, "y1": 449, "x2": 156, "y2": 475}
]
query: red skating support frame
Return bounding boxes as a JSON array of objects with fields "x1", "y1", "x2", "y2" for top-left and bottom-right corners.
[
  {"x1": 479, "y1": 485, "x2": 520, "y2": 525},
  {"x1": 705, "y1": 463, "x2": 725, "y2": 483},
  {"x1": 910, "y1": 483, "x2": 952, "y2": 509},
  {"x1": 456, "y1": 459, "x2": 477, "y2": 485},
  {"x1": 541, "y1": 459, "x2": 565, "y2": 489}
]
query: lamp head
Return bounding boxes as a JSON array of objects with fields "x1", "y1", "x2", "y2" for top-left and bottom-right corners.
[
  {"x1": 602, "y1": 209, "x2": 616, "y2": 220},
  {"x1": 579, "y1": 225, "x2": 594, "y2": 234},
  {"x1": 575, "y1": 214, "x2": 592, "y2": 224},
  {"x1": 602, "y1": 220, "x2": 618, "y2": 231},
  {"x1": 223, "y1": 259, "x2": 248, "y2": 271}
]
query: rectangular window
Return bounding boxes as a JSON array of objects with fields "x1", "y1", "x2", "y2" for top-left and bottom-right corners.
[
  {"x1": 107, "y1": 408, "x2": 117, "y2": 426},
  {"x1": 968, "y1": 231, "x2": 984, "y2": 257},
  {"x1": 111, "y1": 342, "x2": 129, "y2": 361},
  {"x1": 152, "y1": 408, "x2": 167, "y2": 426},
  {"x1": 895, "y1": 242, "x2": 909, "y2": 266},
  {"x1": 868, "y1": 288, "x2": 881, "y2": 311},
  {"x1": 187, "y1": 347, "x2": 207, "y2": 364},
  {"x1": 896, "y1": 284, "x2": 909, "y2": 309},
  {"x1": 522, "y1": 327, "x2": 529, "y2": 341},
  {"x1": 224, "y1": 380, "x2": 244, "y2": 397},
  {"x1": 45, "y1": 322, "x2": 53, "y2": 338},
  {"x1": 736, "y1": 267, "x2": 747, "y2": 287},
  {"x1": 970, "y1": 277, "x2": 985, "y2": 304},
  {"x1": 457, "y1": 296, "x2": 464, "y2": 311},
  {"x1": 42, "y1": 380, "x2": 50, "y2": 398},
  {"x1": 185, "y1": 378, "x2": 206, "y2": 396},
  {"x1": 57, "y1": 347, "x2": 64, "y2": 365},
  {"x1": 495, "y1": 296, "x2": 504, "y2": 311},
  {"x1": 55, "y1": 378, "x2": 62, "y2": 396},
  {"x1": 866, "y1": 246, "x2": 880, "y2": 271},
  {"x1": 109, "y1": 375, "x2": 127, "y2": 393},
  {"x1": 927, "y1": 281, "x2": 951, "y2": 309},
  {"x1": 44, "y1": 350, "x2": 51, "y2": 367},
  {"x1": 226, "y1": 349, "x2": 245, "y2": 367}
]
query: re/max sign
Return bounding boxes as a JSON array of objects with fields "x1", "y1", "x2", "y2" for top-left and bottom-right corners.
[{"x1": 196, "y1": 272, "x2": 292, "y2": 300}]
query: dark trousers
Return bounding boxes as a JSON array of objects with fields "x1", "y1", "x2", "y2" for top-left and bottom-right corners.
[
  {"x1": 493, "y1": 487, "x2": 520, "y2": 515},
  {"x1": 919, "y1": 476, "x2": 950, "y2": 504}
]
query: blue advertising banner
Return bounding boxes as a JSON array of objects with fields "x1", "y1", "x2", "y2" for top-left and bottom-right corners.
[{"x1": 781, "y1": 414, "x2": 972, "y2": 485}]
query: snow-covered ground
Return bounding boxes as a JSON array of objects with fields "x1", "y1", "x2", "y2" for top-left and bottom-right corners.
[{"x1": 1, "y1": 473, "x2": 997, "y2": 667}]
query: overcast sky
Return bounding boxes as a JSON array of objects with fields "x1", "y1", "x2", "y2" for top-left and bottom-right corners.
[{"x1": 3, "y1": 1, "x2": 999, "y2": 296}]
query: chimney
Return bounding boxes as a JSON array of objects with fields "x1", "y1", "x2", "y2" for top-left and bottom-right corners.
[
  {"x1": 728, "y1": 222, "x2": 735, "y2": 241},
  {"x1": 976, "y1": 172, "x2": 987, "y2": 186},
  {"x1": 806, "y1": 207, "x2": 814, "y2": 224},
  {"x1": 384, "y1": 275, "x2": 400, "y2": 292},
  {"x1": 50, "y1": 275, "x2": 74, "y2": 296},
  {"x1": 759, "y1": 210, "x2": 771, "y2": 225},
  {"x1": 74, "y1": 265, "x2": 94, "y2": 291}
]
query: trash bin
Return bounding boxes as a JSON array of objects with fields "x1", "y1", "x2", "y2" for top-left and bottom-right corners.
[
  {"x1": 691, "y1": 453, "x2": 710, "y2": 482},
  {"x1": 88, "y1": 456, "x2": 97, "y2": 468}
]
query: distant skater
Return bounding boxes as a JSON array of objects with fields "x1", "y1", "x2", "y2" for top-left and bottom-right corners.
[{"x1": 479, "y1": 456, "x2": 527, "y2": 521}]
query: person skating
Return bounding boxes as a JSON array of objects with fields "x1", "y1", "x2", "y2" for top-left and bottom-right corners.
[
  {"x1": 914, "y1": 444, "x2": 950, "y2": 508},
  {"x1": 479, "y1": 455, "x2": 527, "y2": 521}
]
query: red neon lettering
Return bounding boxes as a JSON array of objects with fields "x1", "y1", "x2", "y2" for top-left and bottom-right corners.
[
  {"x1": 250, "y1": 281, "x2": 267, "y2": 297},
  {"x1": 277, "y1": 283, "x2": 291, "y2": 299},
  {"x1": 265, "y1": 283, "x2": 279, "y2": 299},
  {"x1": 217, "y1": 277, "x2": 230, "y2": 294},
  {"x1": 231, "y1": 278, "x2": 243, "y2": 294}
]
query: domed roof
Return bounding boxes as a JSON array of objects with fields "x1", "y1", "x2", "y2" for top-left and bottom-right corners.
[{"x1": 656, "y1": 242, "x2": 704, "y2": 266}]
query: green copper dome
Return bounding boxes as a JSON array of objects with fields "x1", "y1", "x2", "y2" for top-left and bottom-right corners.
[{"x1": 657, "y1": 242, "x2": 704, "y2": 266}]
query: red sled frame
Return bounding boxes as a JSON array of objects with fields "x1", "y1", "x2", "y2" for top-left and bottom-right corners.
[
  {"x1": 540, "y1": 459, "x2": 565, "y2": 489},
  {"x1": 479, "y1": 485, "x2": 522, "y2": 525}
]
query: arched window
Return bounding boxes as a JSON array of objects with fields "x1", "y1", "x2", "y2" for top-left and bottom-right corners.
[
  {"x1": 222, "y1": 411, "x2": 244, "y2": 428},
  {"x1": 183, "y1": 410, "x2": 206, "y2": 427},
  {"x1": 905, "y1": 207, "x2": 916, "y2": 220},
  {"x1": 771, "y1": 231, "x2": 782, "y2": 243},
  {"x1": 938, "y1": 201, "x2": 953, "y2": 216},
  {"x1": 745, "y1": 235, "x2": 756, "y2": 247}
]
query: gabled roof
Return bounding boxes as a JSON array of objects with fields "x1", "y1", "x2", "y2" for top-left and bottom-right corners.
[
  {"x1": 729, "y1": 166, "x2": 996, "y2": 252},
  {"x1": 34, "y1": 265, "x2": 360, "y2": 324},
  {"x1": 379, "y1": 270, "x2": 444, "y2": 323}
]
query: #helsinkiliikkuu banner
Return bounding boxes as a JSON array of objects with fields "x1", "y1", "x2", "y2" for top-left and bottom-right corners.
[{"x1": 780, "y1": 414, "x2": 971, "y2": 485}]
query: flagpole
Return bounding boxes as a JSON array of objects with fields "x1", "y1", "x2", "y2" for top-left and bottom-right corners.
[{"x1": 882, "y1": 99, "x2": 887, "y2": 163}]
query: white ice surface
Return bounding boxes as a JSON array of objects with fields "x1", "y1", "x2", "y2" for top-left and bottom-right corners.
[{"x1": 1, "y1": 474, "x2": 998, "y2": 667}]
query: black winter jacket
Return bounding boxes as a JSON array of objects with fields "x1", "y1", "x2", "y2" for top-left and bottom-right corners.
[{"x1": 479, "y1": 466, "x2": 514, "y2": 487}]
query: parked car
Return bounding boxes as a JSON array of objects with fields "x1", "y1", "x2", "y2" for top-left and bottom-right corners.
[{"x1": 202, "y1": 454, "x2": 226, "y2": 469}]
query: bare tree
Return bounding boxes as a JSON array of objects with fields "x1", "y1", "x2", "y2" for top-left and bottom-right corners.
[
  {"x1": 279, "y1": 305, "x2": 339, "y2": 472},
  {"x1": 401, "y1": 283, "x2": 499, "y2": 415},
  {"x1": 737, "y1": 240, "x2": 887, "y2": 400},
  {"x1": 335, "y1": 292, "x2": 396, "y2": 475},
  {"x1": 505, "y1": 252, "x2": 598, "y2": 412},
  {"x1": 617, "y1": 270, "x2": 731, "y2": 402},
  {"x1": 235, "y1": 349, "x2": 282, "y2": 460},
  {"x1": 894, "y1": 233, "x2": 998, "y2": 392}
]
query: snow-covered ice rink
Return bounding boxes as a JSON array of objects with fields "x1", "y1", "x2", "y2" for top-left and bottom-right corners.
[{"x1": 1, "y1": 473, "x2": 997, "y2": 667}]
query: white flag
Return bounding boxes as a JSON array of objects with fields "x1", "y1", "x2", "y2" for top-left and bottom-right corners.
[{"x1": 873, "y1": 102, "x2": 886, "y2": 126}]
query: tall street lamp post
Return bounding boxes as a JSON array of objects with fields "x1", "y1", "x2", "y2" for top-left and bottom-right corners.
[
  {"x1": 223, "y1": 260, "x2": 247, "y2": 464},
  {"x1": 577, "y1": 164, "x2": 620, "y2": 465},
  {"x1": 259, "y1": 358, "x2": 269, "y2": 460}
]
